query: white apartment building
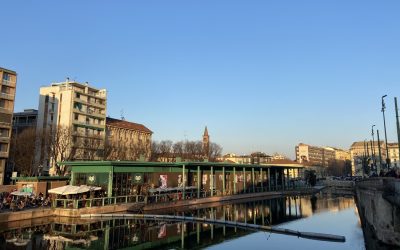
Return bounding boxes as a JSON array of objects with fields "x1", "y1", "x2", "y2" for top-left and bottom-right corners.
[{"x1": 36, "y1": 79, "x2": 107, "y2": 174}]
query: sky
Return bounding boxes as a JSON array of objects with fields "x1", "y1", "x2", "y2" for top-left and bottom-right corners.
[{"x1": 1, "y1": 1, "x2": 400, "y2": 159}]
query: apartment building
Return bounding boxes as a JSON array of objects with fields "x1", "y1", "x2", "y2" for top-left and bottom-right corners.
[
  {"x1": 12, "y1": 109, "x2": 38, "y2": 135},
  {"x1": 36, "y1": 79, "x2": 107, "y2": 174},
  {"x1": 387, "y1": 143, "x2": 400, "y2": 168},
  {"x1": 349, "y1": 141, "x2": 386, "y2": 175},
  {"x1": 295, "y1": 143, "x2": 336, "y2": 167},
  {"x1": 105, "y1": 117, "x2": 152, "y2": 160},
  {"x1": 0, "y1": 67, "x2": 17, "y2": 184}
]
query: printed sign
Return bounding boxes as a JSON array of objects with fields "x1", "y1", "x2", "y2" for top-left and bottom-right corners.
[
  {"x1": 133, "y1": 173, "x2": 143, "y2": 184},
  {"x1": 159, "y1": 175, "x2": 167, "y2": 189}
]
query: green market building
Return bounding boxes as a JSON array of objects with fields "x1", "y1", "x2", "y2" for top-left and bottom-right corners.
[{"x1": 61, "y1": 161, "x2": 304, "y2": 199}]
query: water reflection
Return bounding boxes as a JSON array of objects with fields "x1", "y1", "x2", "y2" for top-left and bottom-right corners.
[{"x1": 0, "y1": 194, "x2": 363, "y2": 250}]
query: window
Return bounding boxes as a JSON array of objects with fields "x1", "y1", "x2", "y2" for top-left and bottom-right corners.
[
  {"x1": 74, "y1": 113, "x2": 79, "y2": 120},
  {"x1": 76, "y1": 93, "x2": 80, "y2": 98},
  {"x1": 2, "y1": 73, "x2": 9, "y2": 81}
]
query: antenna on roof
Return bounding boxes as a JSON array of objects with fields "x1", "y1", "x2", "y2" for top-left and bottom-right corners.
[{"x1": 120, "y1": 109, "x2": 125, "y2": 121}]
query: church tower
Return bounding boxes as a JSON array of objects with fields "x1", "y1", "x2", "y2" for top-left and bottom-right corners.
[{"x1": 203, "y1": 126, "x2": 210, "y2": 157}]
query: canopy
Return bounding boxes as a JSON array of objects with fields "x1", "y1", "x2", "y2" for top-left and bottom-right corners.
[
  {"x1": 10, "y1": 191, "x2": 33, "y2": 197},
  {"x1": 48, "y1": 185, "x2": 102, "y2": 195}
]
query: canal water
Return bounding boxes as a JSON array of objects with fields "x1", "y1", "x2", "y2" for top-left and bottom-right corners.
[{"x1": 0, "y1": 191, "x2": 368, "y2": 250}]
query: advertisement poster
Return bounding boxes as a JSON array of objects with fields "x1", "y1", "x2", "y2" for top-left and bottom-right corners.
[
  {"x1": 159, "y1": 175, "x2": 168, "y2": 189},
  {"x1": 202, "y1": 174, "x2": 207, "y2": 185},
  {"x1": 158, "y1": 224, "x2": 167, "y2": 238}
]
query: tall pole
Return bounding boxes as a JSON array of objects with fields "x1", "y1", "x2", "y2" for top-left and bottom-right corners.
[
  {"x1": 395, "y1": 97, "x2": 400, "y2": 167},
  {"x1": 371, "y1": 125, "x2": 376, "y2": 167},
  {"x1": 382, "y1": 95, "x2": 390, "y2": 169},
  {"x1": 377, "y1": 130, "x2": 383, "y2": 172}
]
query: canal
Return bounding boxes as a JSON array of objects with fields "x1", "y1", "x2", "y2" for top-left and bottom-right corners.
[{"x1": 0, "y1": 191, "x2": 369, "y2": 250}]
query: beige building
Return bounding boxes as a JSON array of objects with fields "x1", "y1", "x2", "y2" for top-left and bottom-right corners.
[
  {"x1": 0, "y1": 67, "x2": 17, "y2": 184},
  {"x1": 105, "y1": 117, "x2": 152, "y2": 160},
  {"x1": 325, "y1": 147, "x2": 351, "y2": 161},
  {"x1": 387, "y1": 143, "x2": 400, "y2": 168},
  {"x1": 36, "y1": 79, "x2": 107, "y2": 174},
  {"x1": 295, "y1": 143, "x2": 336, "y2": 167},
  {"x1": 349, "y1": 141, "x2": 386, "y2": 176}
]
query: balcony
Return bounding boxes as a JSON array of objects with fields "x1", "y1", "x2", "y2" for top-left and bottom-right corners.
[
  {"x1": 72, "y1": 120, "x2": 105, "y2": 130},
  {"x1": 74, "y1": 97, "x2": 106, "y2": 109},
  {"x1": 0, "y1": 152, "x2": 8, "y2": 158},
  {"x1": 0, "y1": 122, "x2": 11, "y2": 128},
  {"x1": 0, "y1": 92, "x2": 14, "y2": 100},
  {"x1": 73, "y1": 108, "x2": 105, "y2": 119},
  {"x1": 0, "y1": 107, "x2": 13, "y2": 114},
  {"x1": 1, "y1": 79, "x2": 15, "y2": 87}
]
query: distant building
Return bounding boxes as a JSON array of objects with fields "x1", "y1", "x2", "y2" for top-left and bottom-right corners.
[
  {"x1": 324, "y1": 147, "x2": 351, "y2": 161},
  {"x1": 105, "y1": 117, "x2": 152, "y2": 160},
  {"x1": 12, "y1": 109, "x2": 38, "y2": 134},
  {"x1": 349, "y1": 141, "x2": 386, "y2": 176},
  {"x1": 0, "y1": 67, "x2": 17, "y2": 184},
  {"x1": 387, "y1": 143, "x2": 400, "y2": 168},
  {"x1": 36, "y1": 79, "x2": 107, "y2": 174},
  {"x1": 222, "y1": 152, "x2": 273, "y2": 165},
  {"x1": 295, "y1": 143, "x2": 336, "y2": 167},
  {"x1": 272, "y1": 153, "x2": 287, "y2": 160}
]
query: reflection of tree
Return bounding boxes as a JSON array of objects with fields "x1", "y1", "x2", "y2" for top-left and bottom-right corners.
[{"x1": 310, "y1": 195, "x2": 317, "y2": 213}]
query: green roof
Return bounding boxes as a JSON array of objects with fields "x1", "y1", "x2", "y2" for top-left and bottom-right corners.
[
  {"x1": 59, "y1": 160, "x2": 304, "y2": 169},
  {"x1": 11, "y1": 176, "x2": 70, "y2": 181}
]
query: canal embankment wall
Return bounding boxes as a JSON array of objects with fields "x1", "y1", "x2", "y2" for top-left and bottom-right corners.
[{"x1": 355, "y1": 178, "x2": 400, "y2": 247}]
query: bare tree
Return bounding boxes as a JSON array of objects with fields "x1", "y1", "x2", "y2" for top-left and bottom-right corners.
[
  {"x1": 151, "y1": 139, "x2": 223, "y2": 162},
  {"x1": 47, "y1": 126, "x2": 77, "y2": 175},
  {"x1": 209, "y1": 142, "x2": 223, "y2": 161},
  {"x1": 9, "y1": 128, "x2": 37, "y2": 176}
]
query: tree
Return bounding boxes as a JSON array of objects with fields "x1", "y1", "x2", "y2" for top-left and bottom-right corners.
[
  {"x1": 46, "y1": 126, "x2": 78, "y2": 175},
  {"x1": 9, "y1": 127, "x2": 37, "y2": 176}
]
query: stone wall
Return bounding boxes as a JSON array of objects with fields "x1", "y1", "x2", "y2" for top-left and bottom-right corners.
[{"x1": 356, "y1": 178, "x2": 400, "y2": 247}]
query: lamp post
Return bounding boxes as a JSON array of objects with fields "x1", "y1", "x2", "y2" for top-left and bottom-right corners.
[
  {"x1": 382, "y1": 95, "x2": 390, "y2": 169},
  {"x1": 371, "y1": 125, "x2": 376, "y2": 171},
  {"x1": 395, "y1": 97, "x2": 400, "y2": 167},
  {"x1": 377, "y1": 130, "x2": 383, "y2": 173}
]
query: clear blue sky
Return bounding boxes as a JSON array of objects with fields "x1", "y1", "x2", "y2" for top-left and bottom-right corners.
[{"x1": 2, "y1": 1, "x2": 400, "y2": 159}]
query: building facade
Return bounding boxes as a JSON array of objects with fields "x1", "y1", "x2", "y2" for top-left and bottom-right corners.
[
  {"x1": 203, "y1": 126, "x2": 210, "y2": 157},
  {"x1": 105, "y1": 117, "x2": 152, "y2": 161},
  {"x1": 295, "y1": 143, "x2": 336, "y2": 167},
  {"x1": 387, "y1": 143, "x2": 400, "y2": 168},
  {"x1": 349, "y1": 141, "x2": 386, "y2": 176},
  {"x1": 0, "y1": 67, "x2": 17, "y2": 184},
  {"x1": 36, "y1": 79, "x2": 107, "y2": 174},
  {"x1": 12, "y1": 109, "x2": 38, "y2": 135}
]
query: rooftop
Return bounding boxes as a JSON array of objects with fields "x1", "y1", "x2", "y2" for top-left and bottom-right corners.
[
  {"x1": 106, "y1": 117, "x2": 153, "y2": 134},
  {"x1": 0, "y1": 67, "x2": 17, "y2": 75}
]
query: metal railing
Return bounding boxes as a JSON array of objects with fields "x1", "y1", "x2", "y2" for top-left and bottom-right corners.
[
  {"x1": 53, "y1": 181, "x2": 308, "y2": 209},
  {"x1": 53, "y1": 195, "x2": 145, "y2": 209},
  {"x1": 1, "y1": 79, "x2": 15, "y2": 87},
  {"x1": 0, "y1": 92, "x2": 14, "y2": 99}
]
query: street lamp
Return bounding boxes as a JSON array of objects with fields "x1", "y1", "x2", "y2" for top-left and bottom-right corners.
[
  {"x1": 371, "y1": 125, "x2": 376, "y2": 172},
  {"x1": 382, "y1": 95, "x2": 390, "y2": 169}
]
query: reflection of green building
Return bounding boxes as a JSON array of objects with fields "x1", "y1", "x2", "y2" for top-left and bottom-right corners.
[{"x1": 62, "y1": 161, "x2": 304, "y2": 198}]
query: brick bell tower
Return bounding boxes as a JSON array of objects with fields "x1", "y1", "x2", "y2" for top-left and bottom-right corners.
[{"x1": 203, "y1": 126, "x2": 210, "y2": 158}]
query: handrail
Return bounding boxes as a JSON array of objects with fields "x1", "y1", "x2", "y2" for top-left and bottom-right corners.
[
  {"x1": 53, "y1": 195, "x2": 145, "y2": 209},
  {"x1": 1, "y1": 79, "x2": 15, "y2": 86}
]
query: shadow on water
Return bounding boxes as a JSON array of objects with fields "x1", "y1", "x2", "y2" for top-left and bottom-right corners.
[{"x1": 0, "y1": 190, "x2": 384, "y2": 250}]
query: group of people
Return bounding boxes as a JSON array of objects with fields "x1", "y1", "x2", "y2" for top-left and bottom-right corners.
[{"x1": 0, "y1": 192, "x2": 52, "y2": 212}]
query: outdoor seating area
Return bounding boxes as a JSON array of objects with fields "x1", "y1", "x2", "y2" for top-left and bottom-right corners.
[{"x1": 0, "y1": 191, "x2": 51, "y2": 212}]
